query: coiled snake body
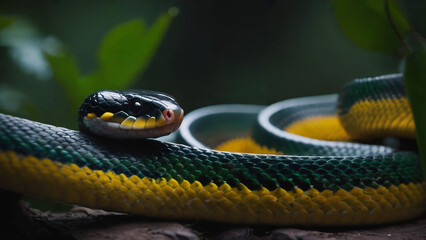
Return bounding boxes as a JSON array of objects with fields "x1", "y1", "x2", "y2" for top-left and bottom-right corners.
[{"x1": 0, "y1": 74, "x2": 424, "y2": 226}]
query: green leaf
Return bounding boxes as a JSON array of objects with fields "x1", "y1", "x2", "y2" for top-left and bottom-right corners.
[
  {"x1": 77, "y1": 73, "x2": 103, "y2": 104},
  {"x1": 332, "y1": 0, "x2": 411, "y2": 55},
  {"x1": 397, "y1": 0, "x2": 426, "y2": 40},
  {"x1": 44, "y1": 48, "x2": 80, "y2": 108},
  {"x1": 97, "y1": 19, "x2": 147, "y2": 89},
  {"x1": 0, "y1": 16, "x2": 15, "y2": 30},
  {"x1": 45, "y1": 9, "x2": 176, "y2": 111},
  {"x1": 403, "y1": 43, "x2": 426, "y2": 178},
  {"x1": 97, "y1": 10, "x2": 175, "y2": 90}
]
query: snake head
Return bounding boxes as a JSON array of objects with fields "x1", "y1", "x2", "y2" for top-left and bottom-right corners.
[{"x1": 78, "y1": 90, "x2": 184, "y2": 139}]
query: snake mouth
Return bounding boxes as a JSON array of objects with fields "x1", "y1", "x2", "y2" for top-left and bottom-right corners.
[{"x1": 83, "y1": 108, "x2": 184, "y2": 139}]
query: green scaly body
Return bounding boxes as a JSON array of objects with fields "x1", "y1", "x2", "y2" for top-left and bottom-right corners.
[{"x1": 0, "y1": 73, "x2": 424, "y2": 226}]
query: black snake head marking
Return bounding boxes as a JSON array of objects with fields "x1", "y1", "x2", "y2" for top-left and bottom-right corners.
[{"x1": 78, "y1": 90, "x2": 184, "y2": 139}]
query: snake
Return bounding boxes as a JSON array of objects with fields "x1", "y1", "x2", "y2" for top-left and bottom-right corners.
[{"x1": 0, "y1": 73, "x2": 424, "y2": 226}]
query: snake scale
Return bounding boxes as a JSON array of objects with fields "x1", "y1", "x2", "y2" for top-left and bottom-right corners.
[{"x1": 0, "y1": 73, "x2": 424, "y2": 226}]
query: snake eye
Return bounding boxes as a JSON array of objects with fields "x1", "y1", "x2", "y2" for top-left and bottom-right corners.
[{"x1": 129, "y1": 100, "x2": 143, "y2": 115}]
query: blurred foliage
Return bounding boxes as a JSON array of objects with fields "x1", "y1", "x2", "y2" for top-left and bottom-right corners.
[
  {"x1": 332, "y1": 0, "x2": 410, "y2": 55},
  {"x1": 332, "y1": 0, "x2": 426, "y2": 176},
  {"x1": 45, "y1": 8, "x2": 178, "y2": 112},
  {"x1": 0, "y1": 18, "x2": 45, "y2": 117},
  {"x1": 397, "y1": 0, "x2": 426, "y2": 38},
  {"x1": 0, "y1": 1, "x2": 401, "y2": 127},
  {"x1": 0, "y1": 19, "x2": 52, "y2": 80},
  {"x1": 403, "y1": 43, "x2": 426, "y2": 177},
  {"x1": 0, "y1": 16, "x2": 15, "y2": 29}
]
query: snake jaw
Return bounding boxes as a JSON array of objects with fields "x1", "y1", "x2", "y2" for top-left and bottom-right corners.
[{"x1": 82, "y1": 111, "x2": 183, "y2": 139}]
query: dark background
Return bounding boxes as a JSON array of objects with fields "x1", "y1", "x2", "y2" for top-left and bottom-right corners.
[{"x1": 0, "y1": 0, "x2": 400, "y2": 129}]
